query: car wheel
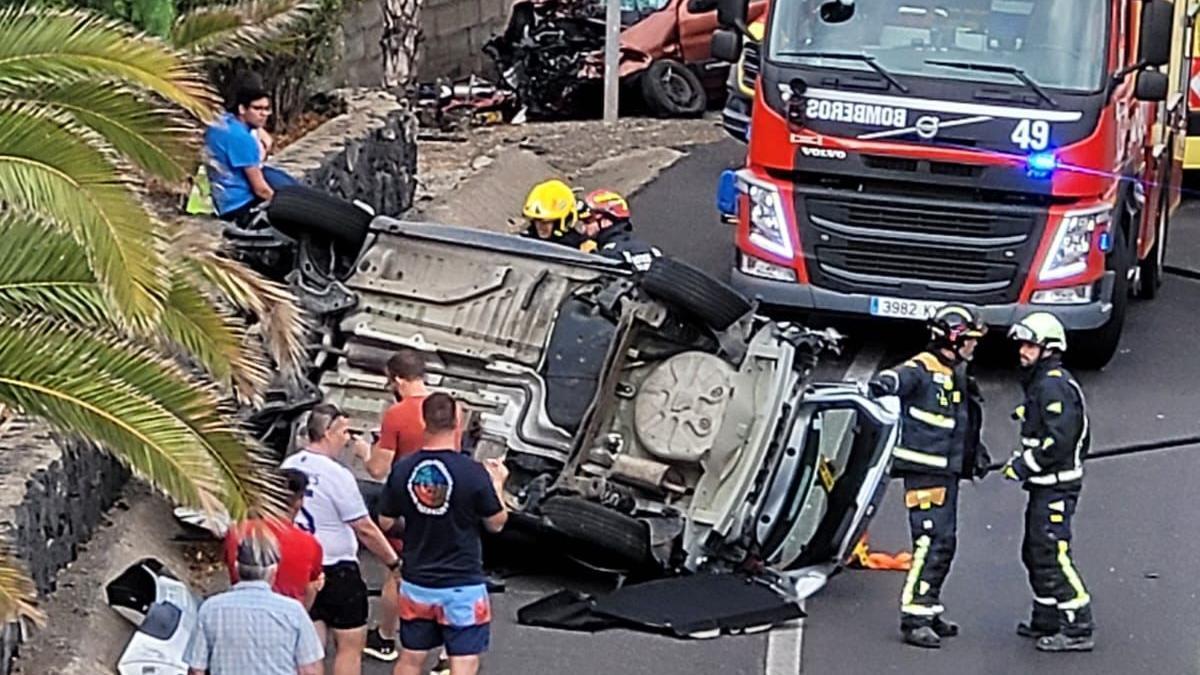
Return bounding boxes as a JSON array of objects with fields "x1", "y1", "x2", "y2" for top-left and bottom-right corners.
[
  {"x1": 640, "y1": 255, "x2": 753, "y2": 330},
  {"x1": 641, "y1": 60, "x2": 706, "y2": 118},
  {"x1": 541, "y1": 496, "x2": 652, "y2": 568},
  {"x1": 1068, "y1": 226, "x2": 1129, "y2": 370},
  {"x1": 267, "y1": 185, "x2": 373, "y2": 252}
]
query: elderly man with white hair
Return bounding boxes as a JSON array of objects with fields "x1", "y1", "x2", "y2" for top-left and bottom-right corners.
[{"x1": 185, "y1": 523, "x2": 325, "y2": 675}]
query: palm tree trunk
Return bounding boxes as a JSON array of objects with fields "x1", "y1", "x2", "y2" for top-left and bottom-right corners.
[{"x1": 381, "y1": 0, "x2": 422, "y2": 89}]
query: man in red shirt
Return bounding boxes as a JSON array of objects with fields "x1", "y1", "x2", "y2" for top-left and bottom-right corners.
[{"x1": 224, "y1": 469, "x2": 324, "y2": 608}]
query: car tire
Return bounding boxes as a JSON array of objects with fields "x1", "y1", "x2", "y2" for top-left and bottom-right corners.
[
  {"x1": 267, "y1": 185, "x2": 372, "y2": 252},
  {"x1": 541, "y1": 497, "x2": 652, "y2": 568},
  {"x1": 641, "y1": 255, "x2": 752, "y2": 330},
  {"x1": 641, "y1": 60, "x2": 706, "y2": 118},
  {"x1": 1068, "y1": 226, "x2": 1129, "y2": 370}
]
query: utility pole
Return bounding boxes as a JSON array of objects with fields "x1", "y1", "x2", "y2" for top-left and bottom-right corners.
[{"x1": 603, "y1": 0, "x2": 620, "y2": 123}]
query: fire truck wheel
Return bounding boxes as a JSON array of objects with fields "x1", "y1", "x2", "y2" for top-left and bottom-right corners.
[
  {"x1": 641, "y1": 60, "x2": 706, "y2": 118},
  {"x1": 640, "y1": 255, "x2": 753, "y2": 330},
  {"x1": 1068, "y1": 227, "x2": 1130, "y2": 370},
  {"x1": 1134, "y1": 180, "x2": 1169, "y2": 300}
]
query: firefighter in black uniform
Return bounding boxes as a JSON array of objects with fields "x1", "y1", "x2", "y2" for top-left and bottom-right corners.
[
  {"x1": 868, "y1": 305, "x2": 990, "y2": 649},
  {"x1": 1004, "y1": 311, "x2": 1094, "y2": 652}
]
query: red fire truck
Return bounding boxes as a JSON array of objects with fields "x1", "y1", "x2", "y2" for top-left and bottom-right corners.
[{"x1": 711, "y1": 0, "x2": 1194, "y2": 368}]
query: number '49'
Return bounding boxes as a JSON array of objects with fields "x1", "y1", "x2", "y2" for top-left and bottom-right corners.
[{"x1": 1012, "y1": 119, "x2": 1050, "y2": 151}]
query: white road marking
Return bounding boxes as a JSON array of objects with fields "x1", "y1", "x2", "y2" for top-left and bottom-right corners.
[
  {"x1": 765, "y1": 600, "x2": 805, "y2": 675},
  {"x1": 763, "y1": 344, "x2": 889, "y2": 674}
]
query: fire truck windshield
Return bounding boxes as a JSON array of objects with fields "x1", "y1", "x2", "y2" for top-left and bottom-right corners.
[{"x1": 768, "y1": 0, "x2": 1109, "y2": 93}]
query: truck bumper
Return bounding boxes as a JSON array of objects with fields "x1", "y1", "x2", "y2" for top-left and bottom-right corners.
[
  {"x1": 732, "y1": 268, "x2": 1116, "y2": 331},
  {"x1": 721, "y1": 92, "x2": 751, "y2": 143}
]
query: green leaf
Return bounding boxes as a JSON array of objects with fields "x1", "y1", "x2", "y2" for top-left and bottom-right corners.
[
  {"x1": 0, "y1": 318, "x2": 279, "y2": 519},
  {"x1": 0, "y1": 213, "x2": 273, "y2": 401},
  {"x1": 6, "y1": 79, "x2": 199, "y2": 182},
  {"x1": 0, "y1": 103, "x2": 167, "y2": 324},
  {"x1": 0, "y1": 6, "x2": 218, "y2": 120},
  {"x1": 171, "y1": 0, "x2": 316, "y2": 60}
]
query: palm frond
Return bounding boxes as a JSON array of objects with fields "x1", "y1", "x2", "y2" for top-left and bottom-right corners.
[
  {"x1": 161, "y1": 269, "x2": 273, "y2": 403},
  {"x1": 0, "y1": 318, "x2": 280, "y2": 519},
  {"x1": 0, "y1": 103, "x2": 167, "y2": 324},
  {"x1": 0, "y1": 6, "x2": 218, "y2": 120},
  {"x1": 0, "y1": 211, "x2": 111, "y2": 327},
  {"x1": 171, "y1": 0, "x2": 317, "y2": 60},
  {"x1": 0, "y1": 547, "x2": 43, "y2": 626},
  {"x1": 6, "y1": 79, "x2": 200, "y2": 183},
  {"x1": 0, "y1": 214, "x2": 273, "y2": 402},
  {"x1": 173, "y1": 226, "x2": 309, "y2": 376}
]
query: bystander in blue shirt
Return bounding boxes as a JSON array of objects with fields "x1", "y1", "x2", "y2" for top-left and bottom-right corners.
[
  {"x1": 184, "y1": 579, "x2": 323, "y2": 675},
  {"x1": 203, "y1": 111, "x2": 262, "y2": 216}
]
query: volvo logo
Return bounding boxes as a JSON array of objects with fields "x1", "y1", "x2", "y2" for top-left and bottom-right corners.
[{"x1": 914, "y1": 115, "x2": 941, "y2": 139}]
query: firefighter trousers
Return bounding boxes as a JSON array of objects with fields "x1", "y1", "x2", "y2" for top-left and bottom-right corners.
[
  {"x1": 899, "y1": 474, "x2": 958, "y2": 629},
  {"x1": 1022, "y1": 486, "x2": 1093, "y2": 636}
]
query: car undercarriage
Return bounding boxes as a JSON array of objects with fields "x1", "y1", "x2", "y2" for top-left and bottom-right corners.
[{"x1": 223, "y1": 185, "x2": 900, "y2": 605}]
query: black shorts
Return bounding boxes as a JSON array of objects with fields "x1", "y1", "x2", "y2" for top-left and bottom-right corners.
[{"x1": 310, "y1": 561, "x2": 368, "y2": 630}]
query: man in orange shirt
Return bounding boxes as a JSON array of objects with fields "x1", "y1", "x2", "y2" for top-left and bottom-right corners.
[
  {"x1": 224, "y1": 469, "x2": 324, "y2": 608},
  {"x1": 363, "y1": 348, "x2": 430, "y2": 662}
]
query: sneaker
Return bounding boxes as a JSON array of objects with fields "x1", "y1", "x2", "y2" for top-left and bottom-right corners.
[
  {"x1": 1036, "y1": 633, "x2": 1095, "y2": 652},
  {"x1": 932, "y1": 617, "x2": 959, "y2": 638},
  {"x1": 363, "y1": 627, "x2": 398, "y2": 662},
  {"x1": 432, "y1": 654, "x2": 451, "y2": 675},
  {"x1": 1016, "y1": 621, "x2": 1056, "y2": 639},
  {"x1": 901, "y1": 625, "x2": 941, "y2": 649}
]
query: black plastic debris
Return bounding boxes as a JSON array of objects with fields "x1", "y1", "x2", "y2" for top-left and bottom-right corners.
[{"x1": 517, "y1": 573, "x2": 804, "y2": 638}]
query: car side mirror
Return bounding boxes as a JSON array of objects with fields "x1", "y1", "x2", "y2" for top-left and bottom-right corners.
[
  {"x1": 711, "y1": 28, "x2": 742, "y2": 62},
  {"x1": 1134, "y1": 69, "x2": 1169, "y2": 101},
  {"x1": 717, "y1": 0, "x2": 747, "y2": 29},
  {"x1": 688, "y1": 0, "x2": 718, "y2": 13},
  {"x1": 1138, "y1": 0, "x2": 1174, "y2": 67}
]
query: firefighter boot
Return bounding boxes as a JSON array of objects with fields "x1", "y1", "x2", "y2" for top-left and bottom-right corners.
[
  {"x1": 932, "y1": 616, "x2": 959, "y2": 638},
  {"x1": 1017, "y1": 622, "x2": 1056, "y2": 639},
  {"x1": 902, "y1": 626, "x2": 941, "y2": 649},
  {"x1": 1036, "y1": 633, "x2": 1095, "y2": 652}
]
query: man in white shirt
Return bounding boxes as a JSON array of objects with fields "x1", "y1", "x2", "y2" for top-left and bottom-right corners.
[{"x1": 282, "y1": 403, "x2": 401, "y2": 675}]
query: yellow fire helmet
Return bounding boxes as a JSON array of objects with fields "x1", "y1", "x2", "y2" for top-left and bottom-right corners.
[{"x1": 523, "y1": 179, "x2": 579, "y2": 237}]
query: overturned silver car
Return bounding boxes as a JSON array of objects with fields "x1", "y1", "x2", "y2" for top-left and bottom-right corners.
[{"x1": 230, "y1": 186, "x2": 900, "y2": 603}]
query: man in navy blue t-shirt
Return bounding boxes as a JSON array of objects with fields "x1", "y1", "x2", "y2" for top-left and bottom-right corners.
[{"x1": 378, "y1": 393, "x2": 508, "y2": 675}]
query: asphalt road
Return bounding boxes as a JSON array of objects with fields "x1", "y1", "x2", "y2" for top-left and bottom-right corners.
[{"x1": 360, "y1": 137, "x2": 1200, "y2": 674}]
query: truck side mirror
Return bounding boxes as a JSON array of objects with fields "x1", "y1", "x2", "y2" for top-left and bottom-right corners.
[
  {"x1": 1134, "y1": 70, "x2": 1168, "y2": 101},
  {"x1": 1138, "y1": 0, "x2": 1174, "y2": 67},
  {"x1": 711, "y1": 28, "x2": 743, "y2": 62},
  {"x1": 717, "y1": 0, "x2": 747, "y2": 29}
]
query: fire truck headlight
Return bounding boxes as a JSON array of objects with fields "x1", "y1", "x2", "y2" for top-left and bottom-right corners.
[
  {"x1": 1039, "y1": 204, "x2": 1110, "y2": 282},
  {"x1": 745, "y1": 181, "x2": 794, "y2": 260}
]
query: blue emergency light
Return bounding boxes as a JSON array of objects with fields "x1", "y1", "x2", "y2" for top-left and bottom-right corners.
[
  {"x1": 717, "y1": 169, "x2": 739, "y2": 220},
  {"x1": 1026, "y1": 151, "x2": 1057, "y2": 174}
]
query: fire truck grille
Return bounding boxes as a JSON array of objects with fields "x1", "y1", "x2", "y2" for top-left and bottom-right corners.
[{"x1": 802, "y1": 194, "x2": 1045, "y2": 302}]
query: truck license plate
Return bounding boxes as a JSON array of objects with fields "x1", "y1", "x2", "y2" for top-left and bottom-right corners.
[{"x1": 869, "y1": 296, "x2": 944, "y2": 320}]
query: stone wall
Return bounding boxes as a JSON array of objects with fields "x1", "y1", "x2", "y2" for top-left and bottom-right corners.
[
  {"x1": 0, "y1": 422, "x2": 130, "y2": 675},
  {"x1": 332, "y1": 0, "x2": 510, "y2": 86},
  {"x1": 273, "y1": 89, "x2": 419, "y2": 217},
  {"x1": 420, "y1": 0, "x2": 510, "y2": 79}
]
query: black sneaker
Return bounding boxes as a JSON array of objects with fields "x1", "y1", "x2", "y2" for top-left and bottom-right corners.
[
  {"x1": 363, "y1": 627, "x2": 398, "y2": 662},
  {"x1": 432, "y1": 654, "x2": 451, "y2": 675},
  {"x1": 1036, "y1": 633, "x2": 1095, "y2": 652}
]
